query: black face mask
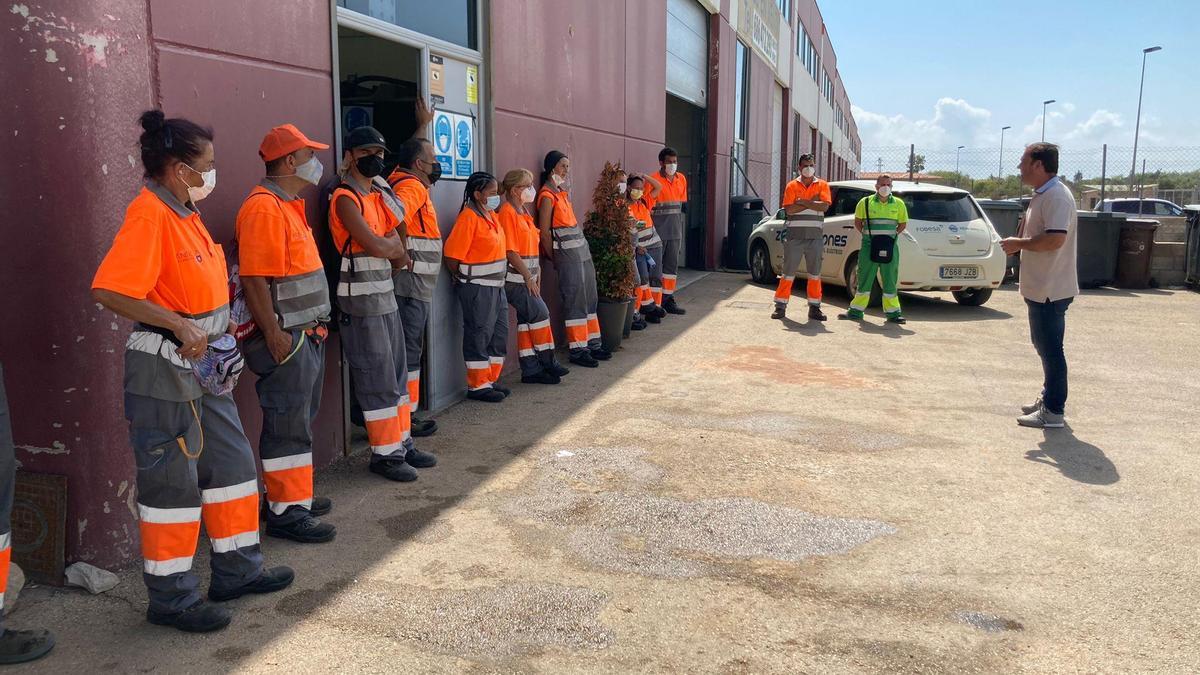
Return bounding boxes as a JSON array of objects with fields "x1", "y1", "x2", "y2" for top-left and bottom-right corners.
[
  {"x1": 425, "y1": 159, "x2": 442, "y2": 186},
  {"x1": 356, "y1": 154, "x2": 385, "y2": 178}
]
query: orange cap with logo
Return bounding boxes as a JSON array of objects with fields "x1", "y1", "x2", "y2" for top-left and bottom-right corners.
[{"x1": 258, "y1": 124, "x2": 330, "y2": 162}]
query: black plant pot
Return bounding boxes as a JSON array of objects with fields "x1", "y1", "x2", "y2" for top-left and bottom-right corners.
[
  {"x1": 623, "y1": 298, "x2": 636, "y2": 337},
  {"x1": 597, "y1": 298, "x2": 629, "y2": 352}
]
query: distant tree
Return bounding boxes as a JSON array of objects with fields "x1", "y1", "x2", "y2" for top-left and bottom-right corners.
[
  {"x1": 906, "y1": 153, "x2": 926, "y2": 175},
  {"x1": 1073, "y1": 170, "x2": 1084, "y2": 185}
]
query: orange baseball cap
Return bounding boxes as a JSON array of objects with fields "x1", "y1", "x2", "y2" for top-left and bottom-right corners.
[{"x1": 258, "y1": 124, "x2": 330, "y2": 162}]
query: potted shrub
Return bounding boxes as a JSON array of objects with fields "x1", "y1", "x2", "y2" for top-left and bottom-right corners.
[{"x1": 584, "y1": 161, "x2": 635, "y2": 352}]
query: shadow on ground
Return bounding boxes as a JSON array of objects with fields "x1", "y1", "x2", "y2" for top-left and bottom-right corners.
[{"x1": 1025, "y1": 428, "x2": 1119, "y2": 485}]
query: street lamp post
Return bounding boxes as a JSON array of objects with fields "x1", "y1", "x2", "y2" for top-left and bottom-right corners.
[
  {"x1": 1130, "y1": 46, "x2": 1162, "y2": 192},
  {"x1": 999, "y1": 126, "x2": 1011, "y2": 179},
  {"x1": 1041, "y1": 100, "x2": 1055, "y2": 141},
  {"x1": 955, "y1": 145, "x2": 965, "y2": 187}
]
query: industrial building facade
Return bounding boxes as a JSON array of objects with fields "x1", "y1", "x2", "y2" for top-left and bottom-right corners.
[{"x1": 0, "y1": 0, "x2": 859, "y2": 568}]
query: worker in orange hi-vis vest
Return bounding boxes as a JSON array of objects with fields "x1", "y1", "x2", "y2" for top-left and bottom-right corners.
[
  {"x1": 93, "y1": 111, "x2": 294, "y2": 633},
  {"x1": 772, "y1": 153, "x2": 832, "y2": 322},
  {"x1": 650, "y1": 147, "x2": 689, "y2": 316},
  {"x1": 235, "y1": 124, "x2": 336, "y2": 545}
]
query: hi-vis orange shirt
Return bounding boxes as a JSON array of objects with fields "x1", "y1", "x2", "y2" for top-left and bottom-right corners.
[
  {"x1": 235, "y1": 181, "x2": 323, "y2": 277},
  {"x1": 445, "y1": 208, "x2": 505, "y2": 264},
  {"x1": 388, "y1": 170, "x2": 441, "y2": 239},
  {"x1": 327, "y1": 182, "x2": 401, "y2": 254},
  {"x1": 498, "y1": 202, "x2": 538, "y2": 258},
  {"x1": 652, "y1": 170, "x2": 688, "y2": 204},
  {"x1": 93, "y1": 181, "x2": 228, "y2": 320},
  {"x1": 782, "y1": 177, "x2": 831, "y2": 211},
  {"x1": 536, "y1": 186, "x2": 578, "y2": 228}
]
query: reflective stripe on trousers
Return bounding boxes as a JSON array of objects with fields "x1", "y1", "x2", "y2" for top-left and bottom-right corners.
[
  {"x1": 396, "y1": 297, "x2": 430, "y2": 409},
  {"x1": 457, "y1": 282, "x2": 508, "y2": 390},
  {"x1": 125, "y1": 392, "x2": 263, "y2": 614},
  {"x1": 0, "y1": 366, "x2": 15, "y2": 624},
  {"x1": 849, "y1": 242, "x2": 902, "y2": 317},
  {"x1": 775, "y1": 228, "x2": 823, "y2": 307},
  {"x1": 554, "y1": 249, "x2": 600, "y2": 354},
  {"x1": 243, "y1": 329, "x2": 325, "y2": 524},
  {"x1": 341, "y1": 311, "x2": 412, "y2": 460},
  {"x1": 507, "y1": 281, "x2": 559, "y2": 377}
]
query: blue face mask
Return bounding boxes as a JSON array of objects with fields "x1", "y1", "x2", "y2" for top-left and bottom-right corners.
[{"x1": 485, "y1": 194, "x2": 501, "y2": 211}]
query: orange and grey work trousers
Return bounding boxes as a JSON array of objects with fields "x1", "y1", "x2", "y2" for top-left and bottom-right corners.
[
  {"x1": 243, "y1": 328, "x2": 325, "y2": 526},
  {"x1": 126, "y1": 391, "x2": 264, "y2": 615},
  {"x1": 554, "y1": 251, "x2": 601, "y2": 357},
  {"x1": 457, "y1": 282, "x2": 509, "y2": 391},
  {"x1": 506, "y1": 281, "x2": 559, "y2": 378},
  {"x1": 774, "y1": 227, "x2": 824, "y2": 308},
  {"x1": 341, "y1": 311, "x2": 412, "y2": 464}
]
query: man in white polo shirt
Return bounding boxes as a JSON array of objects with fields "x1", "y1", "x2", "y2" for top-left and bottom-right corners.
[{"x1": 1001, "y1": 143, "x2": 1077, "y2": 429}]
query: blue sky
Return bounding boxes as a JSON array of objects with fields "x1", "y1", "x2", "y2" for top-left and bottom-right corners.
[{"x1": 821, "y1": 0, "x2": 1200, "y2": 152}]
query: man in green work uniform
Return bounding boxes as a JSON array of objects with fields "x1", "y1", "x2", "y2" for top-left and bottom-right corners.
[{"x1": 840, "y1": 174, "x2": 908, "y2": 324}]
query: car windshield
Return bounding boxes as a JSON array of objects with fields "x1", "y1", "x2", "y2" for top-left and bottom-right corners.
[{"x1": 898, "y1": 192, "x2": 981, "y2": 222}]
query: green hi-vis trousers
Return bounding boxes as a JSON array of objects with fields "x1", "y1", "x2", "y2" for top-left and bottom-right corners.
[{"x1": 848, "y1": 238, "x2": 902, "y2": 319}]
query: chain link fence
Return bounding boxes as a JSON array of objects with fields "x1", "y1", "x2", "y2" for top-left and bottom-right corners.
[
  {"x1": 860, "y1": 145, "x2": 1200, "y2": 208},
  {"x1": 730, "y1": 142, "x2": 785, "y2": 211}
]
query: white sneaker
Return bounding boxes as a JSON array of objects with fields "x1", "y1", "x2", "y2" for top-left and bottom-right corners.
[
  {"x1": 1020, "y1": 396, "x2": 1043, "y2": 415},
  {"x1": 1017, "y1": 408, "x2": 1064, "y2": 429}
]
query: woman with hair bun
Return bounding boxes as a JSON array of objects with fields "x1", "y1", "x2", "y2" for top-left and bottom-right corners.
[
  {"x1": 91, "y1": 110, "x2": 294, "y2": 633},
  {"x1": 444, "y1": 171, "x2": 510, "y2": 402},
  {"x1": 536, "y1": 151, "x2": 608, "y2": 368}
]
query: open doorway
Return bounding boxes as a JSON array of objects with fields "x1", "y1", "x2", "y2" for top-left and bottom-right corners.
[
  {"x1": 665, "y1": 93, "x2": 708, "y2": 270},
  {"x1": 336, "y1": 26, "x2": 423, "y2": 174}
]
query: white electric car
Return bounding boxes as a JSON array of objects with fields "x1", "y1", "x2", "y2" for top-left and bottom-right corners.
[{"x1": 747, "y1": 180, "x2": 1006, "y2": 306}]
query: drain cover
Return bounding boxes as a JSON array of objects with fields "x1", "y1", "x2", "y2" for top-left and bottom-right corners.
[{"x1": 12, "y1": 472, "x2": 67, "y2": 586}]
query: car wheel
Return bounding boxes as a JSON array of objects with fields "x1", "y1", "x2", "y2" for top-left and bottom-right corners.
[
  {"x1": 843, "y1": 253, "x2": 882, "y2": 307},
  {"x1": 952, "y1": 288, "x2": 993, "y2": 306},
  {"x1": 750, "y1": 240, "x2": 776, "y2": 285}
]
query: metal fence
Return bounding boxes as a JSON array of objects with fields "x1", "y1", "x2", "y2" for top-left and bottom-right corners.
[
  {"x1": 860, "y1": 144, "x2": 1200, "y2": 207},
  {"x1": 730, "y1": 143, "x2": 784, "y2": 211}
]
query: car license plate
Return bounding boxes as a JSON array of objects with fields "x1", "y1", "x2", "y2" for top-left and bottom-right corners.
[{"x1": 939, "y1": 265, "x2": 979, "y2": 280}]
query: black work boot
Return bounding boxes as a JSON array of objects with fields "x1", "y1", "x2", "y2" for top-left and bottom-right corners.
[
  {"x1": 521, "y1": 371, "x2": 561, "y2": 385},
  {"x1": 147, "y1": 602, "x2": 231, "y2": 633},
  {"x1": 310, "y1": 496, "x2": 332, "y2": 517},
  {"x1": 590, "y1": 347, "x2": 612, "y2": 361},
  {"x1": 411, "y1": 417, "x2": 438, "y2": 437},
  {"x1": 467, "y1": 388, "x2": 506, "y2": 403},
  {"x1": 266, "y1": 512, "x2": 336, "y2": 544},
  {"x1": 663, "y1": 297, "x2": 686, "y2": 315},
  {"x1": 569, "y1": 352, "x2": 599, "y2": 368},
  {"x1": 369, "y1": 459, "x2": 419, "y2": 481},
  {"x1": 0, "y1": 628, "x2": 55, "y2": 664},
  {"x1": 771, "y1": 305, "x2": 786, "y2": 320},
  {"x1": 492, "y1": 383, "x2": 512, "y2": 397},
  {"x1": 548, "y1": 363, "x2": 571, "y2": 377},
  {"x1": 405, "y1": 447, "x2": 438, "y2": 468},
  {"x1": 208, "y1": 566, "x2": 295, "y2": 602},
  {"x1": 808, "y1": 305, "x2": 827, "y2": 321}
]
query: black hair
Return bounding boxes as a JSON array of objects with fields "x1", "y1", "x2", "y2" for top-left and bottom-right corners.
[
  {"x1": 658, "y1": 147, "x2": 678, "y2": 163},
  {"x1": 137, "y1": 110, "x2": 213, "y2": 179},
  {"x1": 627, "y1": 174, "x2": 645, "y2": 188},
  {"x1": 1028, "y1": 142, "x2": 1059, "y2": 175},
  {"x1": 396, "y1": 137, "x2": 431, "y2": 170},
  {"x1": 264, "y1": 155, "x2": 289, "y2": 174},
  {"x1": 541, "y1": 150, "x2": 567, "y2": 185},
  {"x1": 797, "y1": 153, "x2": 816, "y2": 166},
  {"x1": 460, "y1": 171, "x2": 497, "y2": 212}
]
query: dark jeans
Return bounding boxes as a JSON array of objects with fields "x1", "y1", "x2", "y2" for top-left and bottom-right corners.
[{"x1": 1026, "y1": 297, "x2": 1073, "y2": 414}]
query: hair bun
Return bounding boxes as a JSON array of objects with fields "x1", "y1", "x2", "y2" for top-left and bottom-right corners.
[{"x1": 139, "y1": 110, "x2": 166, "y2": 133}]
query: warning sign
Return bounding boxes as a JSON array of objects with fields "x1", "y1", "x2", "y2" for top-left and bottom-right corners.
[
  {"x1": 428, "y1": 54, "x2": 445, "y2": 105},
  {"x1": 454, "y1": 115, "x2": 474, "y2": 179},
  {"x1": 466, "y1": 65, "x2": 478, "y2": 105},
  {"x1": 433, "y1": 111, "x2": 454, "y2": 176}
]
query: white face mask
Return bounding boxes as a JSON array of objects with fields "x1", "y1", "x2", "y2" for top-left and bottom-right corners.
[
  {"x1": 877, "y1": 186, "x2": 892, "y2": 199},
  {"x1": 665, "y1": 163, "x2": 678, "y2": 176},
  {"x1": 295, "y1": 156, "x2": 324, "y2": 185},
  {"x1": 617, "y1": 182, "x2": 627, "y2": 194},
  {"x1": 800, "y1": 166, "x2": 815, "y2": 179},
  {"x1": 551, "y1": 173, "x2": 566, "y2": 187},
  {"x1": 485, "y1": 194, "x2": 502, "y2": 211},
  {"x1": 521, "y1": 187, "x2": 536, "y2": 204},
  {"x1": 183, "y1": 163, "x2": 216, "y2": 203}
]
